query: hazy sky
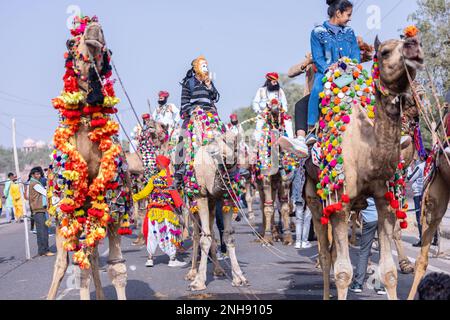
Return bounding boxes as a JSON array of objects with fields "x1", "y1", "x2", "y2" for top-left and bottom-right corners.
[{"x1": 0, "y1": 0, "x2": 418, "y2": 147}]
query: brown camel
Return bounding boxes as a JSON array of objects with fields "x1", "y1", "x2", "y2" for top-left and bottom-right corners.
[
  {"x1": 47, "y1": 18, "x2": 130, "y2": 300},
  {"x1": 256, "y1": 104, "x2": 296, "y2": 246},
  {"x1": 304, "y1": 35, "x2": 424, "y2": 300},
  {"x1": 183, "y1": 108, "x2": 248, "y2": 291},
  {"x1": 408, "y1": 117, "x2": 450, "y2": 299}
]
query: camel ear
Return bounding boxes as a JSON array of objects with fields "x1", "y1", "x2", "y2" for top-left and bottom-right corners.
[{"x1": 374, "y1": 35, "x2": 382, "y2": 53}]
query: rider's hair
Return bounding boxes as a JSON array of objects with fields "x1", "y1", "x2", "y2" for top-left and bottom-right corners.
[
  {"x1": 326, "y1": 0, "x2": 353, "y2": 18},
  {"x1": 417, "y1": 273, "x2": 450, "y2": 300}
]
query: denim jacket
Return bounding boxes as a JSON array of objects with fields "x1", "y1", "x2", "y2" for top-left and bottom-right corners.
[{"x1": 307, "y1": 21, "x2": 360, "y2": 126}]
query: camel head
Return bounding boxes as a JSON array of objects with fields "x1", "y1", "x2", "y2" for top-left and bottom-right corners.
[
  {"x1": 216, "y1": 130, "x2": 239, "y2": 169},
  {"x1": 142, "y1": 118, "x2": 169, "y2": 147},
  {"x1": 374, "y1": 35, "x2": 424, "y2": 96},
  {"x1": 67, "y1": 16, "x2": 111, "y2": 93}
]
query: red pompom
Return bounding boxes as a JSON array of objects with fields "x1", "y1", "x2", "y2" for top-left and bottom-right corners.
[
  {"x1": 384, "y1": 192, "x2": 394, "y2": 201},
  {"x1": 400, "y1": 221, "x2": 408, "y2": 229},
  {"x1": 91, "y1": 118, "x2": 108, "y2": 127},
  {"x1": 341, "y1": 194, "x2": 350, "y2": 203},
  {"x1": 88, "y1": 208, "x2": 104, "y2": 218},
  {"x1": 60, "y1": 204, "x2": 75, "y2": 214},
  {"x1": 334, "y1": 202, "x2": 343, "y2": 212},
  {"x1": 396, "y1": 210, "x2": 407, "y2": 220},
  {"x1": 390, "y1": 199, "x2": 400, "y2": 210},
  {"x1": 321, "y1": 217, "x2": 330, "y2": 225},
  {"x1": 77, "y1": 217, "x2": 87, "y2": 224}
]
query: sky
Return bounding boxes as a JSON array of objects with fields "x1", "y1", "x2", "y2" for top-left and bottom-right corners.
[{"x1": 0, "y1": 0, "x2": 418, "y2": 147}]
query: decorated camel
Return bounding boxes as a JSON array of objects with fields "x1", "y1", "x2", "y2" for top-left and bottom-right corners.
[
  {"x1": 408, "y1": 112, "x2": 450, "y2": 299},
  {"x1": 255, "y1": 102, "x2": 298, "y2": 246},
  {"x1": 47, "y1": 16, "x2": 131, "y2": 300},
  {"x1": 182, "y1": 106, "x2": 248, "y2": 291},
  {"x1": 288, "y1": 39, "x2": 418, "y2": 275},
  {"x1": 304, "y1": 31, "x2": 424, "y2": 300}
]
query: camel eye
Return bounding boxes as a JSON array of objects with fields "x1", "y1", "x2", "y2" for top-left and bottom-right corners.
[{"x1": 381, "y1": 49, "x2": 390, "y2": 57}]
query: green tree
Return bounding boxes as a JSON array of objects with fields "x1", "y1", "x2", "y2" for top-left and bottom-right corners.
[{"x1": 409, "y1": 0, "x2": 450, "y2": 94}]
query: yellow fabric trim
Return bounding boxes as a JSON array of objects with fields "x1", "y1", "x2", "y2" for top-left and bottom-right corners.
[
  {"x1": 133, "y1": 177, "x2": 155, "y2": 202},
  {"x1": 148, "y1": 208, "x2": 180, "y2": 226}
]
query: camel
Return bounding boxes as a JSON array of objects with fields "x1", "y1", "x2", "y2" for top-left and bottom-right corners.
[
  {"x1": 182, "y1": 108, "x2": 249, "y2": 291},
  {"x1": 126, "y1": 119, "x2": 171, "y2": 245},
  {"x1": 304, "y1": 35, "x2": 424, "y2": 300},
  {"x1": 288, "y1": 42, "x2": 418, "y2": 276},
  {"x1": 408, "y1": 114, "x2": 450, "y2": 300},
  {"x1": 47, "y1": 17, "x2": 130, "y2": 300},
  {"x1": 255, "y1": 103, "x2": 296, "y2": 246}
]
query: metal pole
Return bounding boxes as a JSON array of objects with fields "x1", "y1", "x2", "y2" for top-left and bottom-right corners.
[
  {"x1": 147, "y1": 98, "x2": 152, "y2": 116},
  {"x1": 12, "y1": 118, "x2": 31, "y2": 260}
]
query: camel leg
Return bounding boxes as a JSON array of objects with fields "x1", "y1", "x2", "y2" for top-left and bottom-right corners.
[
  {"x1": 305, "y1": 180, "x2": 331, "y2": 300},
  {"x1": 374, "y1": 197, "x2": 398, "y2": 300},
  {"x1": 393, "y1": 221, "x2": 414, "y2": 274},
  {"x1": 408, "y1": 172, "x2": 449, "y2": 300},
  {"x1": 261, "y1": 178, "x2": 274, "y2": 245},
  {"x1": 185, "y1": 213, "x2": 200, "y2": 281},
  {"x1": 209, "y1": 200, "x2": 225, "y2": 277},
  {"x1": 330, "y1": 210, "x2": 353, "y2": 300},
  {"x1": 90, "y1": 247, "x2": 105, "y2": 300},
  {"x1": 189, "y1": 197, "x2": 211, "y2": 291},
  {"x1": 47, "y1": 227, "x2": 69, "y2": 300},
  {"x1": 271, "y1": 182, "x2": 281, "y2": 242},
  {"x1": 223, "y1": 206, "x2": 249, "y2": 287},
  {"x1": 79, "y1": 266, "x2": 91, "y2": 300},
  {"x1": 349, "y1": 212, "x2": 357, "y2": 246},
  {"x1": 279, "y1": 181, "x2": 293, "y2": 245},
  {"x1": 107, "y1": 224, "x2": 128, "y2": 300},
  {"x1": 246, "y1": 182, "x2": 255, "y2": 226}
]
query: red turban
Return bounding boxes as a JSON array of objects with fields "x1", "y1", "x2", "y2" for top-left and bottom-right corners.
[
  {"x1": 142, "y1": 113, "x2": 151, "y2": 120},
  {"x1": 230, "y1": 114, "x2": 238, "y2": 121},
  {"x1": 156, "y1": 155, "x2": 171, "y2": 168},
  {"x1": 158, "y1": 91, "x2": 170, "y2": 98},
  {"x1": 266, "y1": 72, "x2": 279, "y2": 81}
]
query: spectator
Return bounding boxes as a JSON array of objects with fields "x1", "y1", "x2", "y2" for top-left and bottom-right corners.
[
  {"x1": 28, "y1": 167, "x2": 54, "y2": 257},
  {"x1": 25, "y1": 173, "x2": 36, "y2": 233},
  {"x1": 417, "y1": 272, "x2": 450, "y2": 300},
  {"x1": 3, "y1": 173, "x2": 17, "y2": 223},
  {"x1": 349, "y1": 198, "x2": 386, "y2": 295},
  {"x1": 215, "y1": 200, "x2": 228, "y2": 260}
]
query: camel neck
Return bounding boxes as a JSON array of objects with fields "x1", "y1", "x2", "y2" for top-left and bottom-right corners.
[{"x1": 372, "y1": 92, "x2": 402, "y2": 177}]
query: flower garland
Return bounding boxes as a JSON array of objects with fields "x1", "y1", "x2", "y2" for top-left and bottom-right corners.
[
  {"x1": 183, "y1": 108, "x2": 242, "y2": 214},
  {"x1": 384, "y1": 159, "x2": 409, "y2": 229},
  {"x1": 256, "y1": 107, "x2": 299, "y2": 180},
  {"x1": 317, "y1": 57, "x2": 376, "y2": 225},
  {"x1": 47, "y1": 15, "x2": 131, "y2": 269}
]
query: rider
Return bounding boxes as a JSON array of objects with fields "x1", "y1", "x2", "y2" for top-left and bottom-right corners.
[
  {"x1": 174, "y1": 55, "x2": 220, "y2": 189},
  {"x1": 252, "y1": 72, "x2": 294, "y2": 143},
  {"x1": 152, "y1": 90, "x2": 180, "y2": 135},
  {"x1": 280, "y1": 0, "x2": 360, "y2": 157}
]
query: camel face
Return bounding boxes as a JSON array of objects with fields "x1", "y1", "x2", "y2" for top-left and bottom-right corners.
[
  {"x1": 143, "y1": 119, "x2": 168, "y2": 147},
  {"x1": 375, "y1": 36, "x2": 424, "y2": 94},
  {"x1": 70, "y1": 22, "x2": 108, "y2": 92}
]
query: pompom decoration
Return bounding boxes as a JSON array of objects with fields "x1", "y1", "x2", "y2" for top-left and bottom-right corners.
[
  {"x1": 47, "y1": 15, "x2": 131, "y2": 269},
  {"x1": 386, "y1": 158, "x2": 408, "y2": 229},
  {"x1": 404, "y1": 25, "x2": 419, "y2": 38},
  {"x1": 317, "y1": 57, "x2": 376, "y2": 224}
]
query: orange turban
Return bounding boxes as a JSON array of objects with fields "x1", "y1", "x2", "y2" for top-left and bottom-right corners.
[{"x1": 266, "y1": 72, "x2": 279, "y2": 81}]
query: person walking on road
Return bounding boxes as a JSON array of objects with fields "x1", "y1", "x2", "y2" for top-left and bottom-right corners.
[{"x1": 28, "y1": 167, "x2": 54, "y2": 257}]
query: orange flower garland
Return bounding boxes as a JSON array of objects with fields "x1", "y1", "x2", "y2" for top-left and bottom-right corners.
[{"x1": 48, "y1": 15, "x2": 130, "y2": 269}]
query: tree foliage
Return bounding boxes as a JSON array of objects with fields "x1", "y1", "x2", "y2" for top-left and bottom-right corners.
[
  {"x1": 409, "y1": 0, "x2": 450, "y2": 94},
  {"x1": 0, "y1": 146, "x2": 52, "y2": 176}
]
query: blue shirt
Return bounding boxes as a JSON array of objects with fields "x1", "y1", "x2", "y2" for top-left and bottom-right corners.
[
  {"x1": 361, "y1": 198, "x2": 378, "y2": 223},
  {"x1": 307, "y1": 21, "x2": 360, "y2": 126}
]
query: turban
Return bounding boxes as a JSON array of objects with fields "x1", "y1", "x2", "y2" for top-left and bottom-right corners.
[
  {"x1": 158, "y1": 91, "x2": 170, "y2": 98},
  {"x1": 230, "y1": 114, "x2": 238, "y2": 121},
  {"x1": 142, "y1": 113, "x2": 151, "y2": 120},
  {"x1": 266, "y1": 72, "x2": 279, "y2": 81},
  {"x1": 156, "y1": 155, "x2": 171, "y2": 168}
]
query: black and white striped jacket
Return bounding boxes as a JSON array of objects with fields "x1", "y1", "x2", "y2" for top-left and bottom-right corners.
[{"x1": 180, "y1": 75, "x2": 220, "y2": 118}]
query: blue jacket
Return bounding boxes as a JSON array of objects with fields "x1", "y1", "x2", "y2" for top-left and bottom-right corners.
[{"x1": 308, "y1": 21, "x2": 360, "y2": 126}]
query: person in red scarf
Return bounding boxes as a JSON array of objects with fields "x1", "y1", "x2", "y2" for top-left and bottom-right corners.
[{"x1": 133, "y1": 155, "x2": 187, "y2": 268}]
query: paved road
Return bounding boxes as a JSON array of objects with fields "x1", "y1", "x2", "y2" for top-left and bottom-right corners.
[{"x1": 0, "y1": 200, "x2": 449, "y2": 300}]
